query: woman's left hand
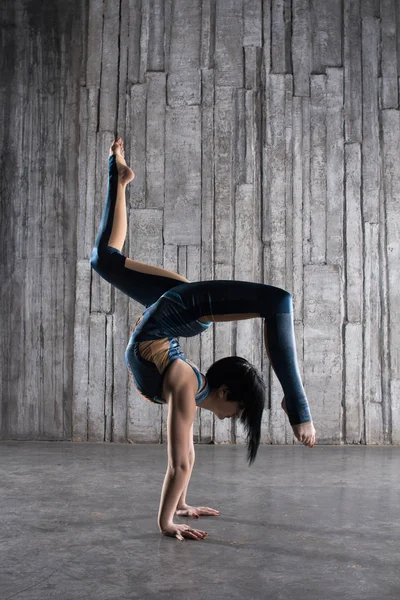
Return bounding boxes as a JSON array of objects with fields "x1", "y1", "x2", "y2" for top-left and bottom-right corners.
[{"x1": 176, "y1": 504, "x2": 220, "y2": 519}]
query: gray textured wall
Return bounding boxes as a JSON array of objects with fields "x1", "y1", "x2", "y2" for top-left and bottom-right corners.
[{"x1": 1, "y1": 0, "x2": 399, "y2": 447}]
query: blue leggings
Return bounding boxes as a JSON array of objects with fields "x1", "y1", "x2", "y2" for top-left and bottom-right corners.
[{"x1": 90, "y1": 155, "x2": 312, "y2": 426}]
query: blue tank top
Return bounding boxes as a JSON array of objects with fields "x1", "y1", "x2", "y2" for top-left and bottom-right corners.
[{"x1": 125, "y1": 290, "x2": 213, "y2": 405}]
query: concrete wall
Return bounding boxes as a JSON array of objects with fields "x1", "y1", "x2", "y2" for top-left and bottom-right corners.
[{"x1": 1, "y1": 0, "x2": 399, "y2": 446}]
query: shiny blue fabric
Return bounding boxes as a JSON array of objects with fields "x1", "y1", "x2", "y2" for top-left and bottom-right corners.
[{"x1": 125, "y1": 336, "x2": 211, "y2": 405}]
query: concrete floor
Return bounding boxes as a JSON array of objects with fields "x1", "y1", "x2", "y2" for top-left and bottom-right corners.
[{"x1": 1, "y1": 442, "x2": 399, "y2": 600}]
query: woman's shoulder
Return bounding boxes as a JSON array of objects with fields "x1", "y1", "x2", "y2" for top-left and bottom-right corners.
[{"x1": 162, "y1": 358, "x2": 198, "y2": 402}]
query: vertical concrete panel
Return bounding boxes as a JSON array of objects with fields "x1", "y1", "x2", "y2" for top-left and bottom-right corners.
[
  {"x1": 360, "y1": 0, "x2": 380, "y2": 19},
  {"x1": 378, "y1": 161, "x2": 391, "y2": 444},
  {"x1": 361, "y1": 17, "x2": 381, "y2": 223},
  {"x1": 146, "y1": 73, "x2": 166, "y2": 209},
  {"x1": 271, "y1": 0, "x2": 291, "y2": 74},
  {"x1": 245, "y1": 91, "x2": 256, "y2": 184},
  {"x1": 235, "y1": 89, "x2": 247, "y2": 186},
  {"x1": 164, "y1": 105, "x2": 202, "y2": 243},
  {"x1": 41, "y1": 256, "x2": 67, "y2": 439},
  {"x1": 326, "y1": 68, "x2": 344, "y2": 269},
  {"x1": 302, "y1": 97, "x2": 312, "y2": 265},
  {"x1": 397, "y1": 0, "x2": 400, "y2": 73},
  {"x1": 21, "y1": 259, "x2": 41, "y2": 438},
  {"x1": 244, "y1": 0, "x2": 262, "y2": 47},
  {"x1": 98, "y1": 0, "x2": 119, "y2": 132},
  {"x1": 344, "y1": 0, "x2": 362, "y2": 143},
  {"x1": 265, "y1": 74, "x2": 286, "y2": 286},
  {"x1": 215, "y1": 0, "x2": 244, "y2": 87},
  {"x1": 72, "y1": 261, "x2": 91, "y2": 441},
  {"x1": 363, "y1": 223, "x2": 384, "y2": 444},
  {"x1": 127, "y1": 0, "x2": 142, "y2": 84},
  {"x1": 88, "y1": 313, "x2": 106, "y2": 442},
  {"x1": 167, "y1": 0, "x2": 201, "y2": 106},
  {"x1": 292, "y1": 96, "x2": 304, "y2": 322},
  {"x1": 292, "y1": 0, "x2": 311, "y2": 97},
  {"x1": 380, "y1": 0, "x2": 399, "y2": 109},
  {"x1": 214, "y1": 87, "x2": 235, "y2": 267},
  {"x1": 244, "y1": 46, "x2": 263, "y2": 92},
  {"x1": 262, "y1": 0, "x2": 272, "y2": 76},
  {"x1": 200, "y1": 0, "x2": 215, "y2": 69},
  {"x1": 117, "y1": 0, "x2": 131, "y2": 131},
  {"x1": 364, "y1": 223, "x2": 382, "y2": 408},
  {"x1": 148, "y1": 0, "x2": 165, "y2": 71},
  {"x1": 285, "y1": 76, "x2": 294, "y2": 294},
  {"x1": 104, "y1": 314, "x2": 114, "y2": 442},
  {"x1": 139, "y1": 0, "x2": 151, "y2": 82},
  {"x1": 345, "y1": 143, "x2": 363, "y2": 324},
  {"x1": 311, "y1": 0, "x2": 342, "y2": 72},
  {"x1": 381, "y1": 110, "x2": 400, "y2": 444},
  {"x1": 344, "y1": 323, "x2": 364, "y2": 443},
  {"x1": 302, "y1": 98, "x2": 311, "y2": 265},
  {"x1": 77, "y1": 86, "x2": 88, "y2": 262},
  {"x1": 86, "y1": 0, "x2": 103, "y2": 88},
  {"x1": 310, "y1": 75, "x2": 327, "y2": 264},
  {"x1": 304, "y1": 265, "x2": 343, "y2": 442},
  {"x1": 391, "y1": 380, "x2": 400, "y2": 445},
  {"x1": 128, "y1": 85, "x2": 146, "y2": 209}
]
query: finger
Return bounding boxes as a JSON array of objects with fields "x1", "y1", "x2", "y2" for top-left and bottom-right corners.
[
  {"x1": 176, "y1": 534, "x2": 184, "y2": 541},
  {"x1": 184, "y1": 531, "x2": 201, "y2": 540},
  {"x1": 192, "y1": 529, "x2": 208, "y2": 537}
]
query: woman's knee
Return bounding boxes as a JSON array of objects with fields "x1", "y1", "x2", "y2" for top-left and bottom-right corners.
[
  {"x1": 260, "y1": 285, "x2": 292, "y2": 315},
  {"x1": 89, "y1": 245, "x2": 125, "y2": 275},
  {"x1": 276, "y1": 289, "x2": 292, "y2": 313}
]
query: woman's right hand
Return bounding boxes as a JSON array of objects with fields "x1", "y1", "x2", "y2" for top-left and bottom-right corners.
[{"x1": 161, "y1": 522, "x2": 208, "y2": 541}]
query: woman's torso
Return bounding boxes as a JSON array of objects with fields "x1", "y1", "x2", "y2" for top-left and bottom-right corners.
[{"x1": 125, "y1": 290, "x2": 212, "y2": 405}]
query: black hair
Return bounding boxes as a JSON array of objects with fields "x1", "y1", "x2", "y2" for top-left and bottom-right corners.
[{"x1": 205, "y1": 356, "x2": 266, "y2": 466}]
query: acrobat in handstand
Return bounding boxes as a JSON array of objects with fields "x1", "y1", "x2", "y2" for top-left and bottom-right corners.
[{"x1": 90, "y1": 137, "x2": 316, "y2": 541}]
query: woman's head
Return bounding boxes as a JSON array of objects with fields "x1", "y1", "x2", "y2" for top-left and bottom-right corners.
[{"x1": 204, "y1": 356, "x2": 266, "y2": 466}]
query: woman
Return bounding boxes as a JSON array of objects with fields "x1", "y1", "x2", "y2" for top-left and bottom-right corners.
[{"x1": 90, "y1": 137, "x2": 316, "y2": 542}]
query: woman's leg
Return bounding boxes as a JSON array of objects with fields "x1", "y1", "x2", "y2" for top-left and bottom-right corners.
[
  {"x1": 90, "y1": 138, "x2": 189, "y2": 308},
  {"x1": 160, "y1": 279, "x2": 312, "y2": 427}
]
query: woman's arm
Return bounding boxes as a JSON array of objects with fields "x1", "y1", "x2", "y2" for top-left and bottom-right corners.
[
  {"x1": 177, "y1": 429, "x2": 194, "y2": 509},
  {"x1": 157, "y1": 385, "x2": 197, "y2": 532}
]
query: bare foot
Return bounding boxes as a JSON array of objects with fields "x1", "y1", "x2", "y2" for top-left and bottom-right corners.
[
  {"x1": 281, "y1": 397, "x2": 316, "y2": 448},
  {"x1": 109, "y1": 136, "x2": 135, "y2": 184}
]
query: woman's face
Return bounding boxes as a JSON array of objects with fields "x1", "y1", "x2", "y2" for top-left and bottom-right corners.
[{"x1": 217, "y1": 394, "x2": 243, "y2": 420}]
